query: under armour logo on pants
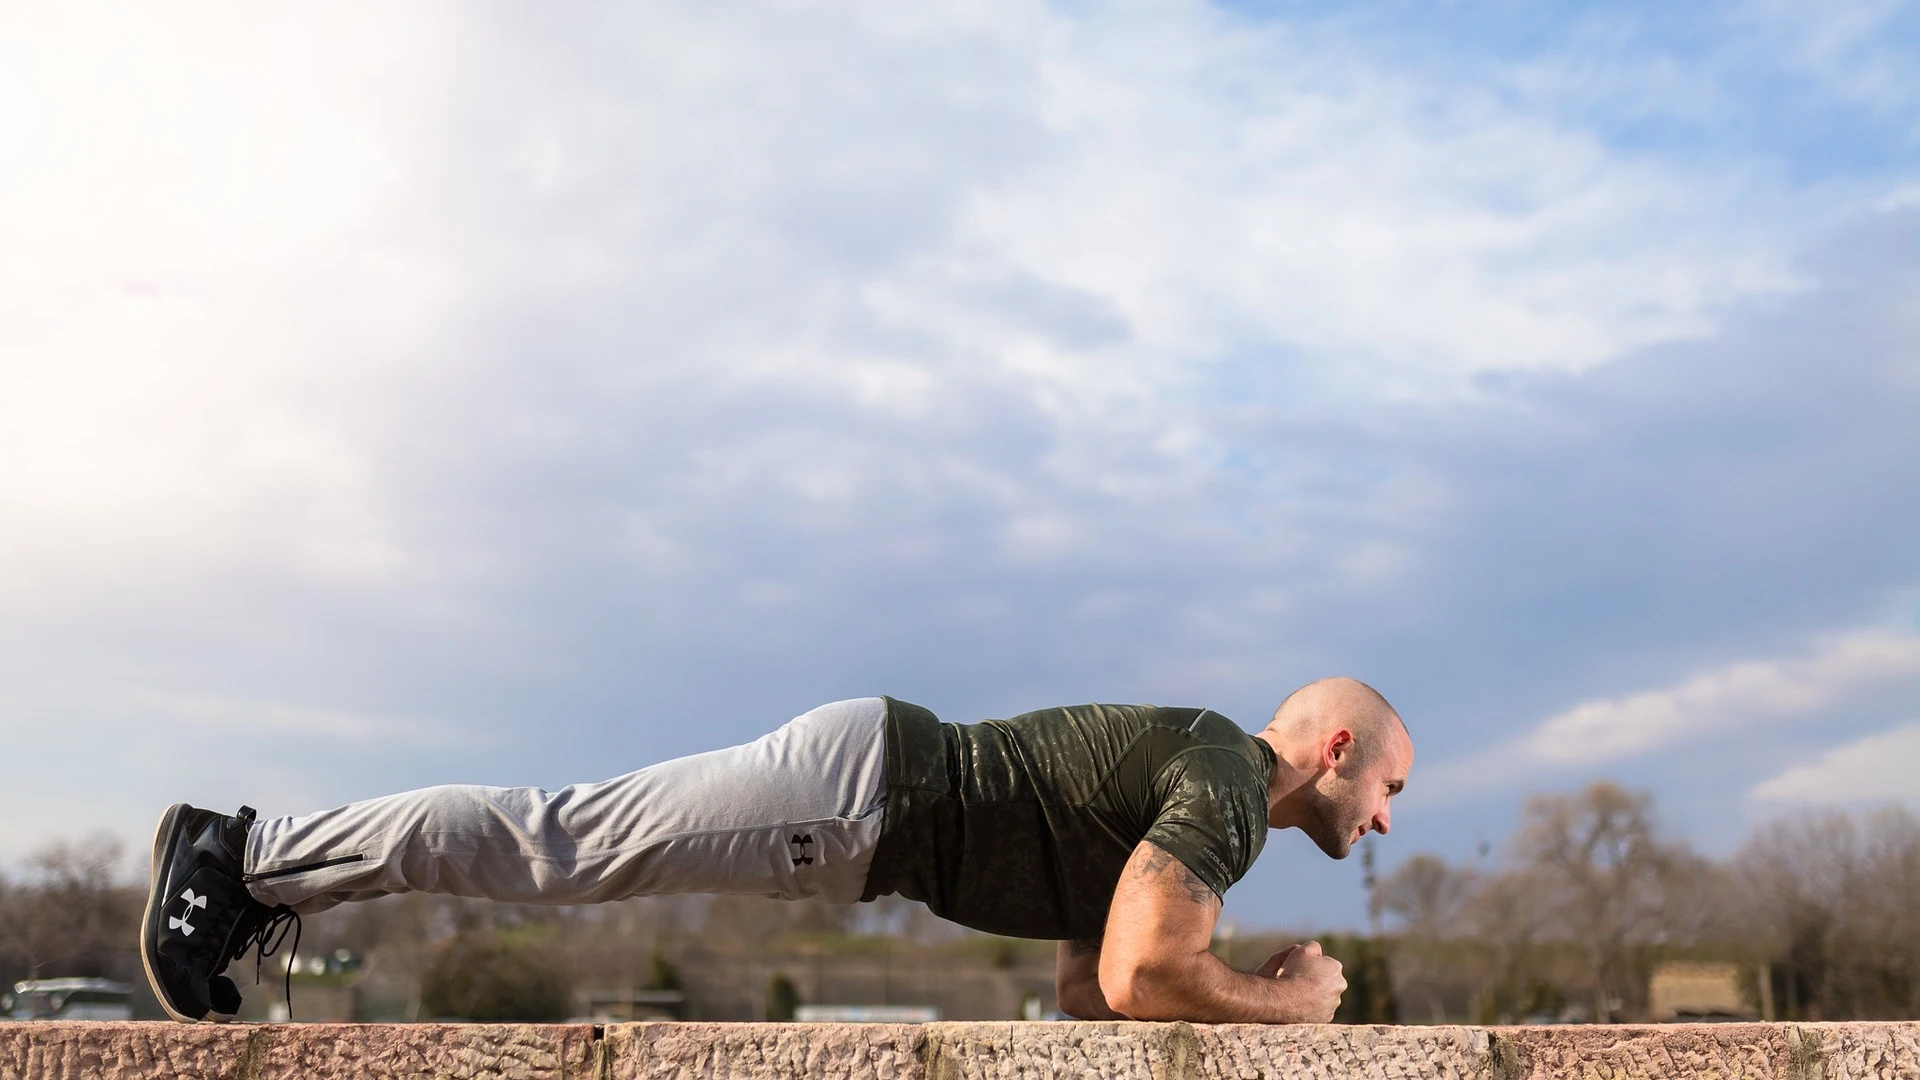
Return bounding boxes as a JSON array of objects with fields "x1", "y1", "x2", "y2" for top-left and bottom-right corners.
[{"x1": 789, "y1": 834, "x2": 814, "y2": 866}]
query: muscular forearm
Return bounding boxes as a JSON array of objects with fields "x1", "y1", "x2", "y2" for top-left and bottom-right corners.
[
  {"x1": 1100, "y1": 843, "x2": 1344, "y2": 1023},
  {"x1": 1105, "y1": 949, "x2": 1324, "y2": 1023}
]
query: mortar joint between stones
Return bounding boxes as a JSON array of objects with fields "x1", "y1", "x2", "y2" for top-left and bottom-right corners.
[{"x1": 234, "y1": 1028, "x2": 273, "y2": 1080}]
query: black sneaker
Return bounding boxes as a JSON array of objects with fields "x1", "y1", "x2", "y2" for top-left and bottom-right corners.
[{"x1": 140, "y1": 804, "x2": 300, "y2": 1022}]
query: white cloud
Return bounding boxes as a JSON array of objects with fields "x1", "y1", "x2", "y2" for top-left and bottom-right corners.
[
  {"x1": 0, "y1": 1, "x2": 1818, "y2": 620},
  {"x1": 1525, "y1": 632, "x2": 1920, "y2": 764},
  {"x1": 139, "y1": 690, "x2": 458, "y2": 748},
  {"x1": 0, "y1": 5, "x2": 455, "y2": 608},
  {"x1": 1, "y1": 2, "x2": 1914, "y2": 908},
  {"x1": 1750, "y1": 719, "x2": 1920, "y2": 804},
  {"x1": 1880, "y1": 184, "x2": 1920, "y2": 211},
  {"x1": 1739, "y1": 0, "x2": 1919, "y2": 109}
]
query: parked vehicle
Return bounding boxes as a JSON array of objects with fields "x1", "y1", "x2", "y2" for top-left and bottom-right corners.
[{"x1": 2, "y1": 979, "x2": 135, "y2": 1021}]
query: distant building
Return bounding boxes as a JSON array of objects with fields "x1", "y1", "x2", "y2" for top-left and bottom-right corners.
[
  {"x1": 1648, "y1": 962, "x2": 1753, "y2": 1022},
  {"x1": 577, "y1": 989, "x2": 689, "y2": 1022},
  {"x1": 794, "y1": 1004, "x2": 941, "y2": 1023}
]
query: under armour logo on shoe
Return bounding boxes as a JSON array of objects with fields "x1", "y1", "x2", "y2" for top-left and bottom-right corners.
[
  {"x1": 789, "y1": 833, "x2": 814, "y2": 866},
  {"x1": 169, "y1": 888, "x2": 209, "y2": 937}
]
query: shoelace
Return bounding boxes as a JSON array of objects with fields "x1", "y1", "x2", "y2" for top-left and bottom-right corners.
[{"x1": 230, "y1": 906, "x2": 303, "y2": 1021}]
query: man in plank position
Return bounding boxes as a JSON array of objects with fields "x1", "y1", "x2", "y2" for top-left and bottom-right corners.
[{"x1": 143, "y1": 677, "x2": 1411, "y2": 1023}]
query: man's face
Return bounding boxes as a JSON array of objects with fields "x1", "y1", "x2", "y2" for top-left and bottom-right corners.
[{"x1": 1299, "y1": 732, "x2": 1411, "y2": 860}]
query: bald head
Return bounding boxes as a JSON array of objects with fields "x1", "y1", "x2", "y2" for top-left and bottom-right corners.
[
  {"x1": 1266, "y1": 677, "x2": 1407, "y2": 768},
  {"x1": 1259, "y1": 677, "x2": 1412, "y2": 856}
]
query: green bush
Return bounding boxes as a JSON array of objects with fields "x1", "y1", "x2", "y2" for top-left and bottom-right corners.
[
  {"x1": 1321, "y1": 934, "x2": 1398, "y2": 1024},
  {"x1": 646, "y1": 949, "x2": 683, "y2": 991},
  {"x1": 766, "y1": 972, "x2": 800, "y2": 1021}
]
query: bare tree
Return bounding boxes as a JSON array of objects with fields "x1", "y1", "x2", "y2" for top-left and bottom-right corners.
[
  {"x1": 1774, "y1": 805, "x2": 1920, "y2": 1020},
  {"x1": 1648, "y1": 845, "x2": 1735, "y2": 951},
  {"x1": 1511, "y1": 781, "x2": 1680, "y2": 1021},
  {"x1": 1855, "y1": 806, "x2": 1920, "y2": 1017},
  {"x1": 1731, "y1": 810, "x2": 1857, "y2": 1019},
  {"x1": 0, "y1": 834, "x2": 135, "y2": 981},
  {"x1": 1459, "y1": 864, "x2": 1556, "y2": 1021},
  {"x1": 1376, "y1": 853, "x2": 1474, "y2": 939}
]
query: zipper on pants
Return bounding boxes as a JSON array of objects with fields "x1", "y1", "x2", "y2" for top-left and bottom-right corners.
[{"x1": 245, "y1": 853, "x2": 367, "y2": 882}]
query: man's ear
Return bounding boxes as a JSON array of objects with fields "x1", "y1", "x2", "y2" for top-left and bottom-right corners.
[{"x1": 1323, "y1": 729, "x2": 1354, "y2": 770}]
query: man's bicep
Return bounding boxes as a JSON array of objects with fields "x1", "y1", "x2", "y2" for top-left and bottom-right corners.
[
  {"x1": 1141, "y1": 755, "x2": 1266, "y2": 903},
  {"x1": 1103, "y1": 841, "x2": 1222, "y2": 961}
]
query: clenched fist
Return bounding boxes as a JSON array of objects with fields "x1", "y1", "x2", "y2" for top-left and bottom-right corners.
[{"x1": 1255, "y1": 941, "x2": 1346, "y2": 1023}]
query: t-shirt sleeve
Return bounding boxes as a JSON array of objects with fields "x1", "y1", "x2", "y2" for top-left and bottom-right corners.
[{"x1": 1140, "y1": 750, "x2": 1269, "y2": 901}]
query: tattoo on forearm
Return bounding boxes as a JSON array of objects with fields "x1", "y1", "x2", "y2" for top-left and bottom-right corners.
[
  {"x1": 1069, "y1": 938, "x2": 1102, "y2": 957},
  {"x1": 1135, "y1": 846, "x2": 1218, "y2": 906}
]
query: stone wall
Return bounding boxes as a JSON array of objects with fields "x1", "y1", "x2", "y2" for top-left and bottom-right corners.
[{"x1": 3, "y1": 1020, "x2": 1917, "y2": 1079}]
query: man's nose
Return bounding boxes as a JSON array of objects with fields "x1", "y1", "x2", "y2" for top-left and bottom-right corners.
[{"x1": 1373, "y1": 806, "x2": 1392, "y2": 835}]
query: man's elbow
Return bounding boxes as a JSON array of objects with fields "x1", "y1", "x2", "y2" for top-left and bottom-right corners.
[
  {"x1": 1099, "y1": 959, "x2": 1186, "y2": 1020},
  {"x1": 1057, "y1": 983, "x2": 1113, "y2": 1021}
]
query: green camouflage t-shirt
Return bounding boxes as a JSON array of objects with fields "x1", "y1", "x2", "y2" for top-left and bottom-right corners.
[{"x1": 859, "y1": 698, "x2": 1275, "y2": 941}]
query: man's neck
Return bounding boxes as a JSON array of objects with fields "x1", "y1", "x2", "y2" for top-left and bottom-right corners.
[{"x1": 1254, "y1": 728, "x2": 1318, "y2": 830}]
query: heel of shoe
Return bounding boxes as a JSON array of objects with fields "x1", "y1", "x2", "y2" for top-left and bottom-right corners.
[{"x1": 207, "y1": 975, "x2": 242, "y2": 1022}]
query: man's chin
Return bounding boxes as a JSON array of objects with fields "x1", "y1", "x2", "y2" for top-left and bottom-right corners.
[{"x1": 1309, "y1": 832, "x2": 1354, "y2": 860}]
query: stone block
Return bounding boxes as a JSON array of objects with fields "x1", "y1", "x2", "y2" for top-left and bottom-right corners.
[{"x1": 3, "y1": 1019, "x2": 1917, "y2": 1079}]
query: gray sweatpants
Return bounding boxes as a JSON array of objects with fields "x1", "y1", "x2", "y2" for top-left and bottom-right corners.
[{"x1": 244, "y1": 698, "x2": 890, "y2": 915}]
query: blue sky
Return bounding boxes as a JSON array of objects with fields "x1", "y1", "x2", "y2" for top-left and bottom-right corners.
[{"x1": 1, "y1": 1, "x2": 1916, "y2": 931}]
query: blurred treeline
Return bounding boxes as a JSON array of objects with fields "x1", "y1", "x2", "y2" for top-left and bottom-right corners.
[
  {"x1": 0, "y1": 836, "x2": 136, "y2": 988},
  {"x1": 2, "y1": 785, "x2": 1916, "y2": 1022},
  {"x1": 1372, "y1": 782, "x2": 1920, "y2": 1023}
]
